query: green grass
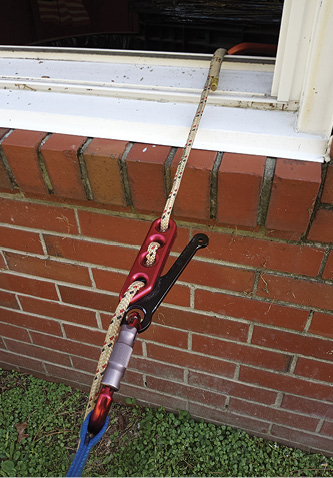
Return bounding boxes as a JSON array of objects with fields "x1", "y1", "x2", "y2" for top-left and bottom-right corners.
[{"x1": 0, "y1": 368, "x2": 332, "y2": 477}]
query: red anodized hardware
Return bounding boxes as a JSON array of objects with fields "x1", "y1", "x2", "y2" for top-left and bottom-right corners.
[
  {"x1": 88, "y1": 386, "x2": 114, "y2": 436},
  {"x1": 119, "y1": 218, "x2": 177, "y2": 304}
]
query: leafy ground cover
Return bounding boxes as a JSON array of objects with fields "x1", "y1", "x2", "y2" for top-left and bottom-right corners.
[{"x1": 0, "y1": 368, "x2": 332, "y2": 477}]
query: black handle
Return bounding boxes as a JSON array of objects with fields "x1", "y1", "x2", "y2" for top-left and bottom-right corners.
[{"x1": 124, "y1": 233, "x2": 209, "y2": 333}]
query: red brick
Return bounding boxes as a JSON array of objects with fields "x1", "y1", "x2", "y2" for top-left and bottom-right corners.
[
  {"x1": 147, "y1": 375, "x2": 227, "y2": 408},
  {"x1": 5, "y1": 252, "x2": 91, "y2": 286},
  {"x1": 217, "y1": 153, "x2": 265, "y2": 227},
  {"x1": 0, "y1": 349, "x2": 43, "y2": 374},
  {"x1": 0, "y1": 198, "x2": 78, "y2": 234},
  {"x1": 308, "y1": 209, "x2": 333, "y2": 243},
  {"x1": 257, "y1": 273, "x2": 333, "y2": 310},
  {"x1": 0, "y1": 128, "x2": 10, "y2": 140},
  {"x1": 44, "y1": 363, "x2": 93, "y2": 387},
  {"x1": 4, "y1": 338, "x2": 71, "y2": 366},
  {"x1": 266, "y1": 159, "x2": 321, "y2": 233},
  {"x1": 0, "y1": 307, "x2": 62, "y2": 336},
  {"x1": 0, "y1": 159, "x2": 12, "y2": 191},
  {"x1": 323, "y1": 251, "x2": 333, "y2": 280},
  {"x1": 147, "y1": 343, "x2": 236, "y2": 378},
  {"x1": 0, "y1": 319, "x2": 31, "y2": 342},
  {"x1": 44, "y1": 234, "x2": 136, "y2": 270},
  {"x1": 126, "y1": 143, "x2": 170, "y2": 214},
  {"x1": 281, "y1": 394, "x2": 333, "y2": 420},
  {"x1": 127, "y1": 368, "x2": 150, "y2": 387},
  {"x1": 265, "y1": 229, "x2": 302, "y2": 241},
  {"x1": 170, "y1": 149, "x2": 217, "y2": 220},
  {"x1": 1, "y1": 130, "x2": 48, "y2": 194},
  {"x1": 5, "y1": 252, "x2": 92, "y2": 287},
  {"x1": 239, "y1": 366, "x2": 333, "y2": 401},
  {"x1": 132, "y1": 339, "x2": 143, "y2": 357},
  {"x1": 93, "y1": 269, "x2": 190, "y2": 307},
  {"x1": 196, "y1": 230, "x2": 325, "y2": 277},
  {"x1": 188, "y1": 369, "x2": 277, "y2": 404},
  {"x1": 78, "y1": 210, "x2": 190, "y2": 253},
  {"x1": 229, "y1": 398, "x2": 319, "y2": 432},
  {"x1": 30, "y1": 330, "x2": 100, "y2": 360},
  {"x1": 156, "y1": 305, "x2": 249, "y2": 342},
  {"x1": 0, "y1": 226, "x2": 44, "y2": 254},
  {"x1": 0, "y1": 290, "x2": 19, "y2": 309},
  {"x1": 41, "y1": 134, "x2": 87, "y2": 200},
  {"x1": 83, "y1": 138, "x2": 128, "y2": 206},
  {"x1": 122, "y1": 369, "x2": 144, "y2": 387},
  {"x1": 118, "y1": 382, "x2": 187, "y2": 411},
  {"x1": 192, "y1": 334, "x2": 290, "y2": 371},
  {"x1": 0, "y1": 129, "x2": 14, "y2": 191},
  {"x1": 195, "y1": 289, "x2": 308, "y2": 331},
  {"x1": 92, "y1": 268, "x2": 132, "y2": 294},
  {"x1": 0, "y1": 273, "x2": 58, "y2": 300},
  {"x1": 59, "y1": 285, "x2": 119, "y2": 313},
  {"x1": 251, "y1": 327, "x2": 333, "y2": 363},
  {"x1": 321, "y1": 421, "x2": 333, "y2": 437},
  {"x1": 322, "y1": 164, "x2": 333, "y2": 204},
  {"x1": 140, "y1": 323, "x2": 188, "y2": 348},
  {"x1": 188, "y1": 401, "x2": 270, "y2": 434},
  {"x1": 63, "y1": 324, "x2": 105, "y2": 346},
  {"x1": 71, "y1": 355, "x2": 96, "y2": 373},
  {"x1": 43, "y1": 372, "x2": 91, "y2": 393},
  {"x1": 162, "y1": 283, "x2": 191, "y2": 307},
  {"x1": 295, "y1": 357, "x2": 332, "y2": 383},
  {"x1": 19, "y1": 296, "x2": 98, "y2": 327},
  {"x1": 78, "y1": 210, "x2": 149, "y2": 244},
  {"x1": 129, "y1": 356, "x2": 184, "y2": 382},
  {"x1": 309, "y1": 312, "x2": 333, "y2": 339},
  {"x1": 271, "y1": 425, "x2": 333, "y2": 456},
  {"x1": 179, "y1": 259, "x2": 255, "y2": 292}
]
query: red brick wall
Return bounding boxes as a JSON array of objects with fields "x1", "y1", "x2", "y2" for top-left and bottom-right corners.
[{"x1": 0, "y1": 128, "x2": 332, "y2": 456}]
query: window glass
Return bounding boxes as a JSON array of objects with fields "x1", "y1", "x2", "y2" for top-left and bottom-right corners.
[{"x1": 0, "y1": 0, "x2": 284, "y2": 54}]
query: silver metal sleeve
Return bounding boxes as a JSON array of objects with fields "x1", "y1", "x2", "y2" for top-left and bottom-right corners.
[{"x1": 101, "y1": 324, "x2": 138, "y2": 391}]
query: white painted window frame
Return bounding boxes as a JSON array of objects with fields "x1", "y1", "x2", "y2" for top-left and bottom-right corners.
[
  {"x1": 272, "y1": 0, "x2": 333, "y2": 138},
  {"x1": 0, "y1": 0, "x2": 332, "y2": 162}
]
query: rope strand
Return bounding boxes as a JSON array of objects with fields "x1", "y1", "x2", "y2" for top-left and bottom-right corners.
[{"x1": 160, "y1": 48, "x2": 226, "y2": 233}]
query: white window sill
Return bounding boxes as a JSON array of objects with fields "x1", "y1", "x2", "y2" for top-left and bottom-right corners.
[{"x1": 0, "y1": 47, "x2": 328, "y2": 162}]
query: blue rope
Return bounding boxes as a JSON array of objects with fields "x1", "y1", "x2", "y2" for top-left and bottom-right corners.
[{"x1": 67, "y1": 411, "x2": 109, "y2": 477}]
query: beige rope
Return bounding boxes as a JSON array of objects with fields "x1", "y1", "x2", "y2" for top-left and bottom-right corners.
[
  {"x1": 84, "y1": 280, "x2": 145, "y2": 418},
  {"x1": 145, "y1": 241, "x2": 161, "y2": 267},
  {"x1": 160, "y1": 48, "x2": 226, "y2": 233},
  {"x1": 85, "y1": 48, "x2": 226, "y2": 419},
  {"x1": 144, "y1": 48, "x2": 226, "y2": 266}
]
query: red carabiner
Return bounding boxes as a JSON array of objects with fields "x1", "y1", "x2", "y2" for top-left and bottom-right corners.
[
  {"x1": 88, "y1": 386, "x2": 113, "y2": 435},
  {"x1": 119, "y1": 218, "x2": 177, "y2": 304}
]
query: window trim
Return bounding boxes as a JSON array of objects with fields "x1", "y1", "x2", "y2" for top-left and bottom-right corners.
[{"x1": 272, "y1": 0, "x2": 333, "y2": 137}]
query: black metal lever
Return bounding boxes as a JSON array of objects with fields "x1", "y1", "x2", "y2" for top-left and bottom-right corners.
[{"x1": 123, "y1": 233, "x2": 209, "y2": 333}]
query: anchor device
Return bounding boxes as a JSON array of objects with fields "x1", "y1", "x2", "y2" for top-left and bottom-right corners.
[
  {"x1": 88, "y1": 224, "x2": 208, "y2": 436},
  {"x1": 67, "y1": 48, "x2": 224, "y2": 477}
]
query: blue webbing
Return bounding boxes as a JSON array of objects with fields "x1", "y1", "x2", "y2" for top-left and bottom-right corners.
[{"x1": 67, "y1": 412, "x2": 109, "y2": 477}]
